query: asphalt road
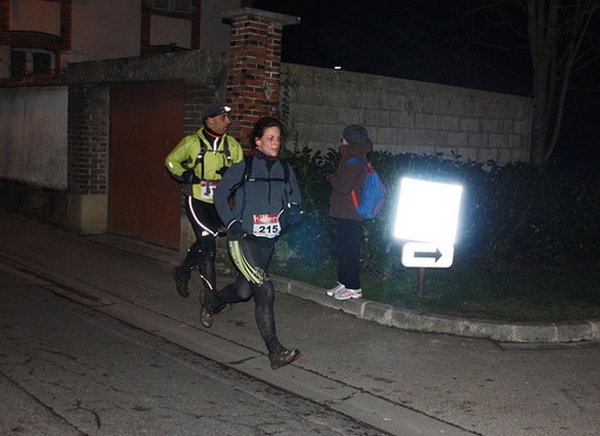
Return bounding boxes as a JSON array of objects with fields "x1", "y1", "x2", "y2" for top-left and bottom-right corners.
[
  {"x1": 0, "y1": 269, "x2": 389, "y2": 436},
  {"x1": 2, "y1": 208, "x2": 600, "y2": 436}
]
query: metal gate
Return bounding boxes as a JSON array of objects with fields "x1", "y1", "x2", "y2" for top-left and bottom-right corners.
[{"x1": 108, "y1": 81, "x2": 184, "y2": 249}]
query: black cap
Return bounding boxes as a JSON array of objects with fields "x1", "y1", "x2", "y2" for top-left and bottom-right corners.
[{"x1": 202, "y1": 104, "x2": 231, "y2": 121}]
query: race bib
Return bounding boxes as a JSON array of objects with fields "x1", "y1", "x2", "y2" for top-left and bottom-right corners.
[
  {"x1": 252, "y1": 213, "x2": 281, "y2": 238},
  {"x1": 200, "y1": 181, "x2": 218, "y2": 200}
]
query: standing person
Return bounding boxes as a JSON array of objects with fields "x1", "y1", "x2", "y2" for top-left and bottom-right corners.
[
  {"x1": 165, "y1": 104, "x2": 244, "y2": 300},
  {"x1": 206, "y1": 116, "x2": 303, "y2": 370},
  {"x1": 326, "y1": 124, "x2": 373, "y2": 301}
]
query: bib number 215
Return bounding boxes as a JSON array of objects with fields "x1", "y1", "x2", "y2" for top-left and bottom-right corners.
[{"x1": 252, "y1": 214, "x2": 280, "y2": 238}]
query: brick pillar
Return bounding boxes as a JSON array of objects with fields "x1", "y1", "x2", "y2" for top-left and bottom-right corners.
[
  {"x1": 223, "y1": 8, "x2": 300, "y2": 148},
  {"x1": 0, "y1": 0, "x2": 8, "y2": 46},
  {"x1": 140, "y1": 1, "x2": 152, "y2": 55},
  {"x1": 58, "y1": 0, "x2": 72, "y2": 70},
  {"x1": 68, "y1": 85, "x2": 109, "y2": 197},
  {"x1": 60, "y1": 0, "x2": 72, "y2": 51},
  {"x1": 0, "y1": 0, "x2": 8, "y2": 78},
  {"x1": 191, "y1": 0, "x2": 201, "y2": 50}
]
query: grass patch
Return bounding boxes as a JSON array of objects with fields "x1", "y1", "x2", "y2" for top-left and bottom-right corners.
[{"x1": 272, "y1": 261, "x2": 600, "y2": 323}]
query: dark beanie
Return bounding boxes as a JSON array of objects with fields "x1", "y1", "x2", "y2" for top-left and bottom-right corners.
[
  {"x1": 342, "y1": 124, "x2": 369, "y2": 145},
  {"x1": 202, "y1": 104, "x2": 231, "y2": 121}
]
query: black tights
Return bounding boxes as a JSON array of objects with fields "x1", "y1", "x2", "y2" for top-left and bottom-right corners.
[
  {"x1": 180, "y1": 197, "x2": 221, "y2": 290},
  {"x1": 211, "y1": 237, "x2": 281, "y2": 353},
  {"x1": 214, "y1": 276, "x2": 279, "y2": 352}
]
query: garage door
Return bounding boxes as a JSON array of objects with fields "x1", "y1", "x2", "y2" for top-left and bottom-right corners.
[{"x1": 108, "y1": 81, "x2": 184, "y2": 249}]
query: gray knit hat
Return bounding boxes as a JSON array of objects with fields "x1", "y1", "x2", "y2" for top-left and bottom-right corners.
[{"x1": 342, "y1": 124, "x2": 369, "y2": 145}]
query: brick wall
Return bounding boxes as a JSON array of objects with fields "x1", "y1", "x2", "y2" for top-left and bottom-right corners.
[
  {"x1": 7, "y1": 31, "x2": 61, "y2": 52},
  {"x1": 183, "y1": 83, "x2": 221, "y2": 136},
  {"x1": 68, "y1": 85, "x2": 109, "y2": 195},
  {"x1": 224, "y1": 8, "x2": 300, "y2": 148}
]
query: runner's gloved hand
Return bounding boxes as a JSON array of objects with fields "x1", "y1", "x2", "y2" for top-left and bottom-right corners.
[
  {"x1": 215, "y1": 166, "x2": 228, "y2": 176},
  {"x1": 279, "y1": 204, "x2": 303, "y2": 232},
  {"x1": 227, "y1": 220, "x2": 245, "y2": 241},
  {"x1": 182, "y1": 169, "x2": 200, "y2": 184}
]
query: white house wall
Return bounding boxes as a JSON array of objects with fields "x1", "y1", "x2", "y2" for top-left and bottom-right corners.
[
  {"x1": 200, "y1": 0, "x2": 240, "y2": 51},
  {"x1": 71, "y1": 0, "x2": 141, "y2": 61},
  {"x1": 7, "y1": 0, "x2": 241, "y2": 64},
  {"x1": 69, "y1": 0, "x2": 241, "y2": 59},
  {"x1": 0, "y1": 87, "x2": 68, "y2": 189},
  {"x1": 151, "y1": 16, "x2": 192, "y2": 49}
]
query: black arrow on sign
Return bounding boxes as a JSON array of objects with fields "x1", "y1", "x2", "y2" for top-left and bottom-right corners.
[{"x1": 414, "y1": 248, "x2": 442, "y2": 262}]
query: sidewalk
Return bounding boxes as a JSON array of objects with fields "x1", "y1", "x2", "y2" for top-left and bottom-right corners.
[{"x1": 1, "y1": 208, "x2": 599, "y2": 436}]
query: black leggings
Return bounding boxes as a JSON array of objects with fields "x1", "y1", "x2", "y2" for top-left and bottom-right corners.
[
  {"x1": 180, "y1": 197, "x2": 222, "y2": 290},
  {"x1": 185, "y1": 196, "x2": 222, "y2": 238},
  {"x1": 211, "y1": 236, "x2": 281, "y2": 353}
]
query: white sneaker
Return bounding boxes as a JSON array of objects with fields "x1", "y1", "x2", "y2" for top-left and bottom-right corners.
[
  {"x1": 326, "y1": 282, "x2": 345, "y2": 297},
  {"x1": 333, "y1": 287, "x2": 362, "y2": 301}
]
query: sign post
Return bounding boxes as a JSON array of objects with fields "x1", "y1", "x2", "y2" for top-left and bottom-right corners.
[{"x1": 393, "y1": 177, "x2": 463, "y2": 296}]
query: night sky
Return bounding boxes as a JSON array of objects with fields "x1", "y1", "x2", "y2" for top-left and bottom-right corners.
[{"x1": 253, "y1": 0, "x2": 600, "y2": 170}]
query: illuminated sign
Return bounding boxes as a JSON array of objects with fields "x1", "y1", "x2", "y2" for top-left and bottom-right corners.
[{"x1": 394, "y1": 177, "x2": 463, "y2": 268}]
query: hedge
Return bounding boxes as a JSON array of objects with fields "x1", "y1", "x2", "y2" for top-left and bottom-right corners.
[{"x1": 280, "y1": 147, "x2": 600, "y2": 276}]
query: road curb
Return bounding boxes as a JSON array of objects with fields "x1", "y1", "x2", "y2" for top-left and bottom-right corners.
[
  {"x1": 81, "y1": 234, "x2": 600, "y2": 345},
  {"x1": 271, "y1": 275, "x2": 600, "y2": 344}
]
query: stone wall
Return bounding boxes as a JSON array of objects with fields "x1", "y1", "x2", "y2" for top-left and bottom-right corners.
[
  {"x1": 0, "y1": 86, "x2": 68, "y2": 188},
  {"x1": 282, "y1": 63, "x2": 532, "y2": 164},
  {"x1": 0, "y1": 86, "x2": 69, "y2": 225}
]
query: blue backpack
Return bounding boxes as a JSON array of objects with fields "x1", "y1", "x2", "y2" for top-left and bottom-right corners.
[{"x1": 346, "y1": 157, "x2": 387, "y2": 220}]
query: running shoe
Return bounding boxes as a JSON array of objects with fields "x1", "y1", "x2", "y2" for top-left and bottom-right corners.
[
  {"x1": 171, "y1": 267, "x2": 190, "y2": 298},
  {"x1": 199, "y1": 289, "x2": 213, "y2": 328},
  {"x1": 333, "y1": 287, "x2": 362, "y2": 301},
  {"x1": 268, "y1": 347, "x2": 301, "y2": 370},
  {"x1": 326, "y1": 282, "x2": 345, "y2": 297}
]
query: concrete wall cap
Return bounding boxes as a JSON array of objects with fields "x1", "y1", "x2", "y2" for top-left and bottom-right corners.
[{"x1": 222, "y1": 7, "x2": 301, "y2": 27}]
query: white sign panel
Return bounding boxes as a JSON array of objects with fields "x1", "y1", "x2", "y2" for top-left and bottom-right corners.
[
  {"x1": 393, "y1": 178, "x2": 463, "y2": 245},
  {"x1": 402, "y1": 242, "x2": 454, "y2": 268}
]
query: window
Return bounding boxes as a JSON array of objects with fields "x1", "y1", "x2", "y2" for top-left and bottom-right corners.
[
  {"x1": 151, "y1": 0, "x2": 193, "y2": 14},
  {"x1": 10, "y1": 50, "x2": 27, "y2": 77},
  {"x1": 10, "y1": 49, "x2": 54, "y2": 76},
  {"x1": 33, "y1": 52, "x2": 52, "y2": 74}
]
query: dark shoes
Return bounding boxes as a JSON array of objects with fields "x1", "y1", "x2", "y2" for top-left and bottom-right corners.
[
  {"x1": 268, "y1": 347, "x2": 301, "y2": 370},
  {"x1": 199, "y1": 301, "x2": 233, "y2": 328},
  {"x1": 172, "y1": 267, "x2": 190, "y2": 298},
  {"x1": 199, "y1": 306, "x2": 213, "y2": 328},
  {"x1": 199, "y1": 289, "x2": 213, "y2": 328}
]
